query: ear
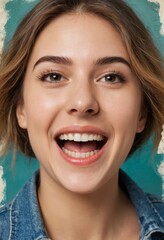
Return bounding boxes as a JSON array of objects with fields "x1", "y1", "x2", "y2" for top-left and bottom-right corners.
[
  {"x1": 16, "y1": 102, "x2": 27, "y2": 129},
  {"x1": 136, "y1": 111, "x2": 147, "y2": 133}
]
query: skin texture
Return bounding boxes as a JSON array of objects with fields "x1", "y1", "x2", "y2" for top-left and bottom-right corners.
[{"x1": 16, "y1": 13, "x2": 146, "y2": 239}]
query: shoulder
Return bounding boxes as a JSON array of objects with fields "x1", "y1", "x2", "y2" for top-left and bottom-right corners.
[
  {"x1": 0, "y1": 171, "x2": 48, "y2": 239},
  {"x1": 0, "y1": 202, "x2": 12, "y2": 239},
  {"x1": 120, "y1": 170, "x2": 164, "y2": 237},
  {"x1": 0, "y1": 172, "x2": 36, "y2": 239},
  {"x1": 146, "y1": 193, "x2": 164, "y2": 220}
]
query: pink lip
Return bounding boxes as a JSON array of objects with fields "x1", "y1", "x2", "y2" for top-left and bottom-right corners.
[
  {"x1": 57, "y1": 145, "x2": 106, "y2": 166},
  {"x1": 55, "y1": 125, "x2": 107, "y2": 138},
  {"x1": 54, "y1": 125, "x2": 108, "y2": 167}
]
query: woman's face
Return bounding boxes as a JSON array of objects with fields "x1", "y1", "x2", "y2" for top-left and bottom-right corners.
[{"x1": 17, "y1": 13, "x2": 146, "y2": 193}]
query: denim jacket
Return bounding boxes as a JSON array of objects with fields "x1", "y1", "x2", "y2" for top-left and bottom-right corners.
[{"x1": 0, "y1": 170, "x2": 163, "y2": 240}]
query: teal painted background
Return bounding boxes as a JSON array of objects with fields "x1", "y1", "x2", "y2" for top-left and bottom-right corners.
[{"x1": 1, "y1": 0, "x2": 164, "y2": 203}]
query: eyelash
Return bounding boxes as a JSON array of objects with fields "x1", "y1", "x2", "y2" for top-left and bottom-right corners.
[
  {"x1": 37, "y1": 70, "x2": 127, "y2": 85},
  {"x1": 37, "y1": 69, "x2": 65, "y2": 83},
  {"x1": 99, "y1": 71, "x2": 126, "y2": 84}
]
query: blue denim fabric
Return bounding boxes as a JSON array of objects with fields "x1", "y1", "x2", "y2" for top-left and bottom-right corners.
[
  {"x1": 120, "y1": 171, "x2": 164, "y2": 240},
  {"x1": 0, "y1": 170, "x2": 163, "y2": 239}
]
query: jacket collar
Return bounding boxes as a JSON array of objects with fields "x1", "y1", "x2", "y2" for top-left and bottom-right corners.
[
  {"x1": 10, "y1": 170, "x2": 164, "y2": 239},
  {"x1": 10, "y1": 171, "x2": 48, "y2": 239},
  {"x1": 119, "y1": 170, "x2": 164, "y2": 238}
]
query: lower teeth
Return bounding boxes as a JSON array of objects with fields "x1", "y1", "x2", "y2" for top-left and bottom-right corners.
[{"x1": 62, "y1": 147, "x2": 99, "y2": 158}]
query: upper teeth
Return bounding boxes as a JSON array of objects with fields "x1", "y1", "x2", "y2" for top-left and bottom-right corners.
[{"x1": 59, "y1": 133, "x2": 104, "y2": 142}]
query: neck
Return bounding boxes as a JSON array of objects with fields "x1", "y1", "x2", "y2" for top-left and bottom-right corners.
[{"x1": 38, "y1": 169, "x2": 136, "y2": 240}]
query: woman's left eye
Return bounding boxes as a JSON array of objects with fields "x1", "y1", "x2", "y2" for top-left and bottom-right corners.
[{"x1": 100, "y1": 73, "x2": 125, "y2": 84}]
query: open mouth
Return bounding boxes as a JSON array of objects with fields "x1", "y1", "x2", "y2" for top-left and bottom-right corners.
[{"x1": 56, "y1": 133, "x2": 107, "y2": 159}]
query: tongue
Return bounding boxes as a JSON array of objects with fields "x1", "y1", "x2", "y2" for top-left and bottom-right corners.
[{"x1": 63, "y1": 141, "x2": 98, "y2": 153}]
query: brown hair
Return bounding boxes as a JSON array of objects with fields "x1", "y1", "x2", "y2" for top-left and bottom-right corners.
[{"x1": 0, "y1": 0, "x2": 163, "y2": 158}]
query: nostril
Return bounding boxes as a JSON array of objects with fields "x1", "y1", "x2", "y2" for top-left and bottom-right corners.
[
  {"x1": 66, "y1": 99, "x2": 99, "y2": 116},
  {"x1": 87, "y1": 109, "x2": 95, "y2": 114},
  {"x1": 70, "y1": 109, "x2": 78, "y2": 113},
  {"x1": 69, "y1": 108, "x2": 96, "y2": 115}
]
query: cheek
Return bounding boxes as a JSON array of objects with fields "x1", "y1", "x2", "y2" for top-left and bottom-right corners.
[
  {"x1": 102, "y1": 90, "x2": 142, "y2": 164},
  {"x1": 23, "y1": 88, "x2": 65, "y2": 129},
  {"x1": 21, "y1": 90, "x2": 63, "y2": 158},
  {"x1": 101, "y1": 89, "x2": 142, "y2": 133}
]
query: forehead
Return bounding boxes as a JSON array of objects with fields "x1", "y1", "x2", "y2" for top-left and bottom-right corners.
[{"x1": 29, "y1": 13, "x2": 129, "y2": 65}]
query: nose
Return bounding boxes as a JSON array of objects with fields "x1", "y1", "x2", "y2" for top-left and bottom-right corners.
[{"x1": 66, "y1": 84, "x2": 99, "y2": 117}]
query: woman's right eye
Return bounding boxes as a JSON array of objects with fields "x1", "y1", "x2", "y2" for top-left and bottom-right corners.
[
  {"x1": 42, "y1": 72, "x2": 64, "y2": 82},
  {"x1": 39, "y1": 72, "x2": 64, "y2": 83}
]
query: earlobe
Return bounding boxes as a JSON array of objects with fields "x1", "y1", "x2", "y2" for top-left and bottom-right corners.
[
  {"x1": 16, "y1": 104, "x2": 27, "y2": 129},
  {"x1": 136, "y1": 113, "x2": 147, "y2": 133}
]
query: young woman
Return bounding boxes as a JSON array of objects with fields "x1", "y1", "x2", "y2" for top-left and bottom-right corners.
[{"x1": 0, "y1": 0, "x2": 164, "y2": 239}]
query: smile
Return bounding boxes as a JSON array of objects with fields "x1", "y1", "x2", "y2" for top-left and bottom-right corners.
[{"x1": 56, "y1": 131, "x2": 107, "y2": 166}]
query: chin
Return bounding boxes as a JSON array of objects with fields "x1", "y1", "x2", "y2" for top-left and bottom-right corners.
[{"x1": 55, "y1": 172, "x2": 106, "y2": 195}]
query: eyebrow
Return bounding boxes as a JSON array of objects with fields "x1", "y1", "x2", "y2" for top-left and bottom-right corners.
[
  {"x1": 33, "y1": 56, "x2": 73, "y2": 70},
  {"x1": 95, "y1": 56, "x2": 131, "y2": 68},
  {"x1": 33, "y1": 55, "x2": 131, "y2": 70}
]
